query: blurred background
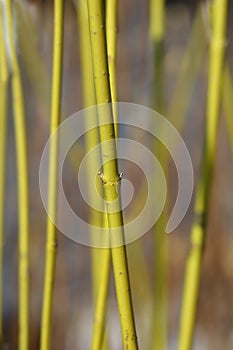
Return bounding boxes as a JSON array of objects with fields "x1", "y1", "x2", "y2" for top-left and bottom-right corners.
[{"x1": 2, "y1": 0, "x2": 233, "y2": 349}]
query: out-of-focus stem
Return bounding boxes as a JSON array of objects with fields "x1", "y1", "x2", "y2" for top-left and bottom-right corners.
[
  {"x1": 0, "y1": 3, "x2": 9, "y2": 348},
  {"x1": 5, "y1": 0, "x2": 30, "y2": 348},
  {"x1": 178, "y1": 1, "x2": 228, "y2": 349},
  {"x1": 150, "y1": 1, "x2": 168, "y2": 349},
  {"x1": 168, "y1": 4, "x2": 207, "y2": 129},
  {"x1": 222, "y1": 64, "x2": 233, "y2": 156}
]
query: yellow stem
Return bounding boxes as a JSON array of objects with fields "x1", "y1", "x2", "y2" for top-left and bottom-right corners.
[
  {"x1": 0, "y1": 4, "x2": 9, "y2": 348},
  {"x1": 150, "y1": 1, "x2": 169, "y2": 349},
  {"x1": 4, "y1": 0, "x2": 30, "y2": 348},
  {"x1": 178, "y1": 1, "x2": 228, "y2": 349},
  {"x1": 77, "y1": 1, "x2": 111, "y2": 349},
  {"x1": 222, "y1": 63, "x2": 233, "y2": 156},
  {"x1": 87, "y1": 1, "x2": 138, "y2": 349},
  {"x1": 168, "y1": 4, "x2": 207, "y2": 129},
  {"x1": 106, "y1": 0, "x2": 118, "y2": 134},
  {"x1": 106, "y1": 0, "x2": 118, "y2": 105},
  {"x1": 40, "y1": 1, "x2": 64, "y2": 349},
  {"x1": 150, "y1": 0, "x2": 165, "y2": 113},
  {"x1": 15, "y1": 0, "x2": 50, "y2": 112},
  {"x1": 127, "y1": 4, "x2": 207, "y2": 232},
  {"x1": 91, "y1": 246, "x2": 111, "y2": 350}
]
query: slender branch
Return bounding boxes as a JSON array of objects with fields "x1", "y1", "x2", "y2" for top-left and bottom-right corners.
[
  {"x1": 77, "y1": 1, "x2": 111, "y2": 349},
  {"x1": 87, "y1": 1, "x2": 138, "y2": 349},
  {"x1": 106, "y1": 0, "x2": 118, "y2": 134},
  {"x1": 150, "y1": 1, "x2": 169, "y2": 349},
  {"x1": 150, "y1": 0, "x2": 165, "y2": 113},
  {"x1": 40, "y1": 1, "x2": 64, "y2": 349},
  {"x1": 0, "y1": 3, "x2": 9, "y2": 348},
  {"x1": 222, "y1": 63, "x2": 233, "y2": 156},
  {"x1": 4, "y1": 0, "x2": 30, "y2": 348},
  {"x1": 168, "y1": 4, "x2": 207, "y2": 128},
  {"x1": 178, "y1": 1, "x2": 228, "y2": 349}
]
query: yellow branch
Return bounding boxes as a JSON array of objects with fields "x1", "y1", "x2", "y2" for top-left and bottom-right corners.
[
  {"x1": 106, "y1": 0, "x2": 118, "y2": 133},
  {"x1": 222, "y1": 63, "x2": 233, "y2": 156},
  {"x1": 91, "y1": 244, "x2": 111, "y2": 350},
  {"x1": 4, "y1": 0, "x2": 30, "y2": 348},
  {"x1": 40, "y1": 1, "x2": 64, "y2": 349},
  {"x1": 149, "y1": 1, "x2": 168, "y2": 349},
  {"x1": 168, "y1": 4, "x2": 207, "y2": 128},
  {"x1": 178, "y1": 1, "x2": 228, "y2": 349},
  {"x1": 87, "y1": 1, "x2": 138, "y2": 349},
  {"x1": 0, "y1": 3, "x2": 9, "y2": 347},
  {"x1": 150, "y1": 0, "x2": 165, "y2": 113},
  {"x1": 77, "y1": 1, "x2": 111, "y2": 349}
]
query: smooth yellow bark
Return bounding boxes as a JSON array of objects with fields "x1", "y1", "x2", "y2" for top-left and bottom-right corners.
[
  {"x1": 4, "y1": 0, "x2": 30, "y2": 348},
  {"x1": 150, "y1": 1, "x2": 168, "y2": 349},
  {"x1": 178, "y1": 1, "x2": 228, "y2": 349},
  {"x1": 168, "y1": 5, "x2": 207, "y2": 129},
  {"x1": 222, "y1": 64, "x2": 233, "y2": 156},
  {"x1": 40, "y1": 1, "x2": 64, "y2": 349},
  {"x1": 77, "y1": 2, "x2": 111, "y2": 349},
  {"x1": 87, "y1": 1, "x2": 138, "y2": 349},
  {"x1": 0, "y1": 4, "x2": 9, "y2": 348},
  {"x1": 106, "y1": 0, "x2": 118, "y2": 134}
]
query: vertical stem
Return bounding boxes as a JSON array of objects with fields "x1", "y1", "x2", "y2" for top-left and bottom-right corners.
[
  {"x1": 168, "y1": 4, "x2": 207, "y2": 130},
  {"x1": 77, "y1": 1, "x2": 111, "y2": 349},
  {"x1": 106, "y1": 0, "x2": 117, "y2": 104},
  {"x1": 40, "y1": 1, "x2": 64, "y2": 349},
  {"x1": 150, "y1": 0, "x2": 165, "y2": 113},
  {"x1": 15, "y1": 1, "x2": 50, "y2": 116},
  {"x1": 87, "y1": 1, "x2": 138, "y2": 349},
  {"x1": 178, "y1": 1, "x2": 228, "y2": 349},
  {"x1": 90, "y1": 218, "x2": 111, "y2": 350},
  {"x1": 4, "y1": 0, "x2": 31, "y2": 348},
  {"x1": 222, "y1": 64, "x2": 233, "y2": 156},
  {"x1": 4, "y1": 1, "x2": 30, "y2": 349},
  {"x1": 106, "y1": 0, "x2": 118, "y2": 131},
  {"x1": 0, "y1": 3, "x2": 9, "y2": 348},
  {"x1": 126, "y1": 5, "x2": 207, "y2": 222},
  {"x1": 150, "y1": 1, "x2": 168, "y2": 349}
]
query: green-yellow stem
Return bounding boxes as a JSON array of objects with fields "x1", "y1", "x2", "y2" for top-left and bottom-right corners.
[
  {"x1": 150, "y1": 1, "x2": 168, "y2": 349},
  {"x1": 124, "y1": 4, "x2": 208, "y2": 225},
  {"x1": 168, "y1": 4, "x2": 207, "y2": 129},
  {"x1": 15, "y1": 1, "x2": 50, "y2": 114},
  {"x1": 77, "y1": 1, "x2": 111, "y2": 349},
  {"x1": 106, "y1": 0, "x2": 118, "y2": 105},
  {"x1": 106, "y1": 0, "x2": 118, "y2": 134},
  {"x1": 222, "y1": 64, "x2": 233, "y2": 156},
  {"x1": 91, "y1": 245, "x2": 111, "y2": 350},
  {"x1": 150, "y1": 0, "x2": 165, "y2": 113},
  {"x1": 5, "y1": 1, "x2": 30, "y2": 349},
  {"x1": 87, "y1": 1, "x2": 138, "y2": 349},
  {"x1": 178, "y1": 1, "x2": 228, "y2": 349},
  {"x1": 0, "y1": 4, "x2": 9, "y2": 348},
  {"x1": 40, "y1": 1, "x2": 64, "y2": 349}
]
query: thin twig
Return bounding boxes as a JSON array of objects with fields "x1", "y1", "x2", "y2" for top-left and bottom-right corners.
[{"x1": 40, "y1": 1, "x2": 64, "y2": 349}]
